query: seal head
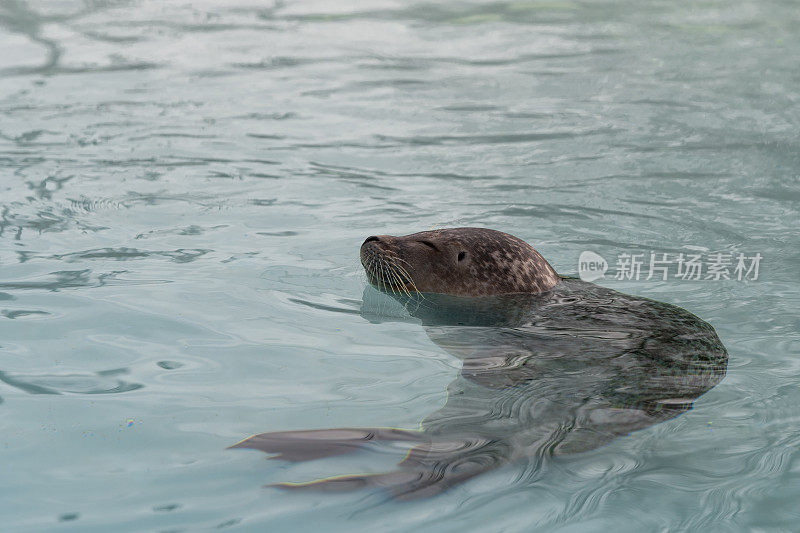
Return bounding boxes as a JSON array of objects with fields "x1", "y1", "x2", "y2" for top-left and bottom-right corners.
[{"x1": 360, "y1": 227, "x2": 559, "y2": 297}]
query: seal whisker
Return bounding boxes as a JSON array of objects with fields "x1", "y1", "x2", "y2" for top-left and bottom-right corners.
[
  {"x1": 392, "y1": 262, "x2": 423, "y2": 299},
  {"x1": 385, "y1": 261, "x2": 399, "y2": 297},
  {"x1": 366, "y1": 254, "x2": 378, "y2": 288},
  {"x1": 372, "y1": 256, "x2": 385, "y2": 293},
  {"x1": 379, "y1": 259, "x2": 392, "y2": 295},
  {"x1": 389, "y1": 264, "x2": 408, "y2": 296},
  {"x1": 364, "y1": 255, "x2": 375, "y2": 285},
  {"x1": 375, "y1": 255, "x2": 402, "y2": 297},
  {"x1": 375, "y1": 257, "x2": 385, "y2": 293},
  {"x1": 389, "y1": 260, "x2": 405, "y2": 297},
  {"x1": 388, "y1": 263, "x2": 412, "y2": 299},
  {"x1": 381, "y1": 257, "x2": 412, "y2": 299},
  {"x1": 362, "y1": 257, "x2": 372, "y2": 283},
  {"x1": 386, "y1": 264, "x2": 401, "y2": 297}
]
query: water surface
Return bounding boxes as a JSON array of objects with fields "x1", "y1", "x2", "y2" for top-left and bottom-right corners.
[{"x1": 1, "y1": 0, "x2": 799, "y2": 531}]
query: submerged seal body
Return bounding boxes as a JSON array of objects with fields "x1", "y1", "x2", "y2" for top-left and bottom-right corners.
[{"x1": 232, "y1": 228, "x2": 728, "y2": 499}]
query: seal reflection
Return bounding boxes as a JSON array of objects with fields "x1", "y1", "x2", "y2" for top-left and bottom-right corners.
[{"x1": 232, "y1": 279, "x2": 727, "y2": 499}]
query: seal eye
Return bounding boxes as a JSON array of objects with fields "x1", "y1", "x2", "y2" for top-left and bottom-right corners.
[
  {"x1": 419, "y1": 240, "x2": 439, "y2": 252},
  {"x1": 458, "y1": 251, "x2": 466, "y2": 262}
]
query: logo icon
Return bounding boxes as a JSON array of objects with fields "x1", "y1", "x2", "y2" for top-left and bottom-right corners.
[{"x1": 578, "y1": 251, "x2": 607, "y2": 282}]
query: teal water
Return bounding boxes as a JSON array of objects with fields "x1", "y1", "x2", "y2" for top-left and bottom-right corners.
[{"x1": 1, "y1": 0, "x2": 798, "y2": 531}]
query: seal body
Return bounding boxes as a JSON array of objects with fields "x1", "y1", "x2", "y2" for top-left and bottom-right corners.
[
  {"x1": 360, "y1": 227, "x2": 559, "y2": 297},
  {"x1": 232, "y1": 229, "x2": 728, "y2": 499}
]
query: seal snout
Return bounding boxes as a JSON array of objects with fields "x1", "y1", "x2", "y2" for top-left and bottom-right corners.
[
  {"x1": 360, "y1": 235, "x2": 395, "y2": 260},
  {"x1": 360, "y1": 235, "x2": 384, "y2": 261},
  {"x1": 360, "y1": 235, "x2": 386, "y2": 271},
  {"x1": 360, "y1": 234, "x2": 414, "y2": 292}
]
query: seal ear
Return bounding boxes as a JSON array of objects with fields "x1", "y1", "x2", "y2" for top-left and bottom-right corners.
[{"x1": 457, "y1": 251, "x2": 466, "y2": 262}]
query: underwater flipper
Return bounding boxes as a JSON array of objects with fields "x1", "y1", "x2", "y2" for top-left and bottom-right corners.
[
  {"x1": 228, "y1": 427, "x2": 427, "y2": 462},
  {"x1": 261, "y1": 435, "x2": 509, "y2": 500},
  {"x1": 272, "y1": 470, "x2": 423, "y2": 495}
]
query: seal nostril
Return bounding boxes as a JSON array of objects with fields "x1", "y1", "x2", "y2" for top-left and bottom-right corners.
[{"x1": 364, "y1": 236, "x2": 380, "y2": 244}]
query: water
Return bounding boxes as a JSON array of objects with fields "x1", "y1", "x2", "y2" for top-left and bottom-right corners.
[{"x1": 0, "y1": 0, "x2": 798, "y2": 531}]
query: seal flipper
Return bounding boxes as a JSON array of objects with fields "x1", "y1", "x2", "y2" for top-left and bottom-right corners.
[
  {"x1": 229, "y1": 427, "x2": 426, "y2": 462},
  {"x1": 271, "y1": 465, "x2": 491, "y2": 500},
  {"x1": 269, "y1": 437, "x2": 509, "y2": 500},
  {"x1": 272, "y1": 470, "x2": 422, "y2": 495},
  {"x1": 390, "y1": 438, "x2": 510, "y2": 499}
]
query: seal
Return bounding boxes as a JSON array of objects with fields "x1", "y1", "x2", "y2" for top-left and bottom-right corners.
[
  {"x1": 231, "y1": 228, "x2": 728, "y2": 499},
  {"x1": 359, "y1": 227, "x2": 559, "y2": 297}
]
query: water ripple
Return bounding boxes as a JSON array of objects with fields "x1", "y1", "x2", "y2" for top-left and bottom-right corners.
[
  {"x1": 375, "y1": 128, "x2": 616, "y2": 146},
  {"x1": 0, "y1": 368, "x2": 143, "y2": 395}
]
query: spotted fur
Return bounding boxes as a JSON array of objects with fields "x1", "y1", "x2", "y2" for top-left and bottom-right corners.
[{"x1": 360, "y1": 227, "x2": 559, "y2": 297}]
